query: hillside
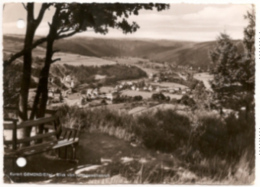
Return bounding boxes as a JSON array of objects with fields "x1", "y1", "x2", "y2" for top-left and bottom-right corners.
[{"x1": 3, "y1": 34, "x2": 244, "y2": 68}]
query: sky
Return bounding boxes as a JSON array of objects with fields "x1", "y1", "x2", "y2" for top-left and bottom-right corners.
[{"x1": 2, "y1": 3, "x2": 251, "y2": 41}]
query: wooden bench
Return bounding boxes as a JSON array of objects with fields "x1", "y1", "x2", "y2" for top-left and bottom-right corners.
[
  {"x1": 4, "y1": 108, "x2": 81, "y2": 167},
  {"x1": 44, "y1": 119, "x2": 81, "y2": 163},
  {"x1": 4, "y1": 116, "x2": 61, "y2": 169}
]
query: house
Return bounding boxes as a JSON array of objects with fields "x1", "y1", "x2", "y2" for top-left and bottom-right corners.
[
  {"x1": 48, "y1": 91, "x2": 54, "y2": 98},
  {"x1": 148, "y1": 85, "x2": 153, "y2": 92},
  {"x1": 70, "y1": 80, "x2": 75, "y2": 88},
  {"x1": 87, "y1": 89, "x2": 93, "y2": 95},
  {"x1": 154, "y1": 77, "x2": 160, "y2": 83},
  {"x1": 91, "y1": 94, "x2": 98, "y2": 99},
  {"x1": 93, "y1": 88, "x2": 100, "y2": 95},
  {"x1": 106, "y1": 92, "x2": 119, "y2": 101},
  {"x1": 186, "y1": 88, "x2": 191, "y2": 92},
  {"x1": 127, "y1": 81, "x2": 133, "y2": 85},
  {"x1": 131, "y1": 85, "x2": 136, "y2": 90},
  {"x1": 64, "y1": 75, "x2": 72, "y2": 82},
  {"x1": 115, "y1": 85, "x2": 120, "y2": 90}
]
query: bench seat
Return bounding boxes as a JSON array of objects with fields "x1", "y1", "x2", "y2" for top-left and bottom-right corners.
[
  {"x1": 5, "y1": 141, "x2": 58, "y2": 158},
  {"x1": 53, "y1": 138, "x2": 79, "y2": 149}
]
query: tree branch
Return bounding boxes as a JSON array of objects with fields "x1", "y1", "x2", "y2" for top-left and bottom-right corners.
[
  {"x1": 4, "y1": 37, "x2": 47, "y2": 67},
  {"x1": 51, "y1": 58, "x2": 61, "y2": 63},
  {"x1": 22, "y1": 3, "x2": 27, "y2": 10},
  {"x1": 35, "y1": 3, "x2": 51, "y2": 26},
  {"x1": 58, "y1": 27, "x2": 71, "y2": 35},
  {"x1": 57, "y1": 30, "x2": 79, "y2": 40}
]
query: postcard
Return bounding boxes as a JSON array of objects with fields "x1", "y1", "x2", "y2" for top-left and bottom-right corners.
[{"x1": 1, "y1": 0, "x2": 258, "y2": 185}]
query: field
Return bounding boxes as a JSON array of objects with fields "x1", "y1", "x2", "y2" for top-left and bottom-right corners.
[
  {"x1": 129, "y1": 103, "x2": 188, "y2": 116},
  {"x1": 54, "y1": 52, "x2": 117, "y2": 67},
  {"x1": 100, "y1": 86, "x2": 114, "y2": 93},
  {"x1": 151, "y1": 82, "x2": 188, "y2": 89},
  {"x1": 121, "y1": 90, "x2": 152, "y2": 99}
]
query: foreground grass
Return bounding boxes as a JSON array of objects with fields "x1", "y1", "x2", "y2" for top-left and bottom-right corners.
[{"x1": 56, "y1": 105, "x2": 255, "y2": 184}]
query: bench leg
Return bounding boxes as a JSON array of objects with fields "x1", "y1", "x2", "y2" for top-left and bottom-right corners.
[
  {"x1": 72, "y1": 145, "x2": 76, "y2": 160},
  {"x1": 65, "y1": 147, "x2": 67, "y2": 160},
  {"x1": 58, "y1": 148, "x2": 61, "y2": 158}
]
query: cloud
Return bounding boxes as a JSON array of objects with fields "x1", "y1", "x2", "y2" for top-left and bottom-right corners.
[
  {"x1": 2, "y1": 3, "x2": 251, "y2": 41},
  {"x1": 182, "y1": 4, "x2": 250, "y2": 27}
]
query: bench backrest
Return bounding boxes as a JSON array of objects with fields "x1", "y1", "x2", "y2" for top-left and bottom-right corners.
[
  {"x1": 59, "y1": 125, "x2": 81, "y2": 141},
  {"x1": 4, "y1": 107, "x2": 57, "y2": 120},
  {"x1": 4, "y1": 116, "x2": 62, "y2": 151}
]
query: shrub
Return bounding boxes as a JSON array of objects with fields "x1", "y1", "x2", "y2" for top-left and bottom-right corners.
[
  {"x1": 225, "y1": 111, "x2": 255, "y2": 158},
  {"x1": 135, "y1": 110, "x2": 191, "y2": 152},
  {"x1": 192, "y1": 111, "x2": 255, "y2": 161},
  {"x1": 192, "y1": 116, "x2": 227, "y2": 157},
  {"x1": 133, "y1": 95, "x2": 143, "y2": 101},
  {"x1": 151, "y1": 92, "x2": 166, "y2": 101},
  {"x1": 179, "y1": 95, "x2": 196, "y2": 107}
]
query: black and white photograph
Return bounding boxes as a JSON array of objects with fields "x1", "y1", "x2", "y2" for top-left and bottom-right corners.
[{"x1": 2, "y1": 1, "x2": 255, "y2": 184}]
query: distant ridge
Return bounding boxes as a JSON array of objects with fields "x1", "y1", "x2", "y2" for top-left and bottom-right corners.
[{"x1": 3, "y1": 34, "x2": 244, "y2": 68}]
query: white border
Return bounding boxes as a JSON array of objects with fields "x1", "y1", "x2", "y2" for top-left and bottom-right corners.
[{"x1": 0, "y1": 0, "x2": 259, "y2": 187}]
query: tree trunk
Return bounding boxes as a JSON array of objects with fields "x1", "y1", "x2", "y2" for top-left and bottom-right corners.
[
  {"x1": 30, "y1": 6, "x2": 60, "y2": 138},
  {"x1": 33, "y1": 39, "x2": 55, "y2": 140},
  {"x1": 17, "y1": 3, "x2": 49, "y2": 142},
  {"x1": 19, "y1": 3, "x2": 36, "y2": 138}
]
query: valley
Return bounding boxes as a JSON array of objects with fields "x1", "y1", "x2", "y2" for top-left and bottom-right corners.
[{"x1": 3, "y1": 33, "x2": 254, "y2": 184}]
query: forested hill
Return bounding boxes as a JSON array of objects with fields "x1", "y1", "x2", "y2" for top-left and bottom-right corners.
[{"x1": 4, "y1": 34, "x2": 244, "y2": 68}]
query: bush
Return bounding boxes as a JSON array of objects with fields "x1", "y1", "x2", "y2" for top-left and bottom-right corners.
[
  {"x1": 135, "y1": 110, "x2": 191, "y2": 152},
  {"x1": 56, "y1": 105, "x2": 191, "y2": 153},
  {"x1": 152, "y1": 92, "x2": 166, "y2": 101},
  {"x1": 225, "y1": 111, "x2": 255, "y2": 158},
  {"x1": 192, "y1": 111, "x2": 255, "y2": 160},
  {"x1": 179, "y1": 95, "x2": 196, "y2": 107},
  {"x1": 192, "y1": 116, "x2": 227, "y2": 157},
  {"x1": 55, "y1": 104, "x2": 254, "y2": 183},
  {"x1": 133, "y1": 95, "x2": 143, "y2": 101}
]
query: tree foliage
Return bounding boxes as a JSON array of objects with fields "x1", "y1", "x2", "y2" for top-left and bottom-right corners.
[
  {"x1": 241, "y1": 5, "x2": 255, "y2": 90},
  {"x1": 4, "y1": 3, "x2": 169, "y2": 139},
  {"x1": 210, "y1": 6, "x2": 255, "y2": 92},
  {"x1": 210, "y1": 33, "x2": 242, "y2": 88}
]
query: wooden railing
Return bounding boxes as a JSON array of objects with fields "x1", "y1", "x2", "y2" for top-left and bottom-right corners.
[
  {"x1": 4, "y1": 116, "x2": 61, "y2": 155},
  {"x1": 3, "y1": 107, "x2": 80, "y2": 162}
]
